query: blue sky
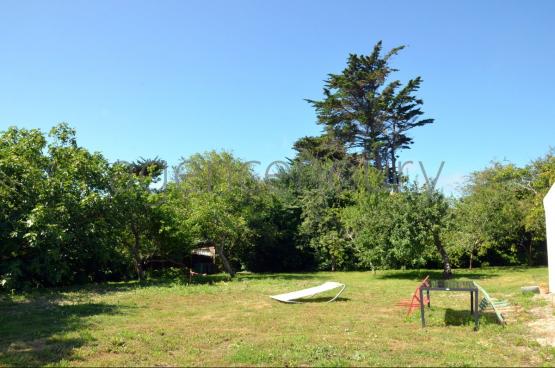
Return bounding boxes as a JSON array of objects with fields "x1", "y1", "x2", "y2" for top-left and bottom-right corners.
[{"x1": 1, "y1": 0, "x2": 554, "y2": 194}]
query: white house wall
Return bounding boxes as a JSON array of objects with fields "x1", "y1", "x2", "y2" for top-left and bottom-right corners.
[{"x1": 544, "y1": 184, "x2": 555, "y2": 293}]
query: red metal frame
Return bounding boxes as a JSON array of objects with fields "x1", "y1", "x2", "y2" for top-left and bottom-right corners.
[{"x1": 396, "y1": 276, "x2": 430, "y2": 316}]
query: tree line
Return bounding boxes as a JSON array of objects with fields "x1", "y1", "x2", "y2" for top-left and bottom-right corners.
[{"x1": 1, "y1": 42, "x2": 554, "y2": 289}]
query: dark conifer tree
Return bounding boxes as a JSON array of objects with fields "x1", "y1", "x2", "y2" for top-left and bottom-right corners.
[{"x1": 306, "y1": 41, "x2": 434, "y2": 185}]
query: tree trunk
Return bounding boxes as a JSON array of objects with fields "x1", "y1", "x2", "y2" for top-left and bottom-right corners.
[
  {"x1": 389, "y1": 122, "x2": 398, "y2": 187},
  {"x1": 527, "y1": 241, "x2": 533, "y2": 267},
  {"x1": 131, "y1": 226, "x2": 145, "y2": 282},
  {"x1": 373, "y1": 147, "x2": 383, "y2": 171},
  {"x1": 390, "y1": 148, "x2": 397, "y2": 188},
  {"x1": 469, "y1": 240, "x2": 481, "y2": 270},
  {"x1": 433, "y1": 232, "x2": 452, "y2": 279},
  {"x1": 216, "y1": 243, "x2": 235, "y2": 277},
  {"x1": 520, "y1": 234, "x2": 533, "y2": 267}
]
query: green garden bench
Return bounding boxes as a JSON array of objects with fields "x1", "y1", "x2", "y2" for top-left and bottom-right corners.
[{"x1": 474, "y1": 282, "x2": 510, "y2": 325}]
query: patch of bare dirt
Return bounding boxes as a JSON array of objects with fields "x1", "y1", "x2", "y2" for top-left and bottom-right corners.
[
  {"x1": 528, "y1": 293, "x2": 555, "y2": 347},
  {"x1": 8, "y1": 338, "x2": 48, "y2": 353},
  {"x1": 497, "y1": 304, "x2": 523, "y2": 325}
]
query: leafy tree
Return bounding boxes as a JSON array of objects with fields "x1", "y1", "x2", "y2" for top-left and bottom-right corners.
[
  {"x1": 168, "y1": 151, "x2": 260, "y2": 277},
  {"x1": 243, "y1": 188, "x2": 313, "y2": 272},
  {"x1": 522, "y1": 151, "x2": 555, "y2": 246},
  {"x1": 281, "y1": 154, "x2": 355, "y2": 271},
  {"x1": 443, "y1": 200, "x2": 485, "y2": 270},
  {"x1": 411, "y1": 189, "x2": 453, "y2": 278},
  {"x1": 40, "y1": 124, "x2": 127, "y2": 284},
  {"x1": 447, "y1": 163, "x2": 533, "y2": 267},
  {"x1": 300, "y1": 188, "x2": 352, "y2": 271},
  {"x1": 110, "y1": 161, "x2": 166, "y2": 282},
  {"x1": 0, "y1": 127, "x2": 48, "y2": 288},
  {"x1": 341, "y1": 167, "x2": 391, "y2": 271},
  {"x1": 342, "y1": 167, "x2": 452, "y2": 277},
  {"x1": 1, "y1": 124, "x2": 130, "y2": 288}
]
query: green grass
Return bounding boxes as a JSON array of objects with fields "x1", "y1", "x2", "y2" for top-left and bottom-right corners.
[{"x1": 0, "y1": 267, "x2": 553, "y2": 367}]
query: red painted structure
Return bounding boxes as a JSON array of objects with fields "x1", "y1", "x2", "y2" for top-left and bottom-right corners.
[{"x1": 396, "y1": 276, "x2": 430, "y2": 316}]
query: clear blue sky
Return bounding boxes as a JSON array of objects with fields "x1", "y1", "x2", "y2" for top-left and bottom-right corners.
[{"x1": 1, "y1": 0, "x2": 554, "y2": 194}]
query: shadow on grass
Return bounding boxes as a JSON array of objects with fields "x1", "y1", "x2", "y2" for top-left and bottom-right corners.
[
  {"x1": 40, "y1": 273, "x2": 322, "y2": 300},
  {"x1": 188, "y1": 274, "x2": 234, "y2": 285},
  {"x1": 65, "y1": 274, "x2": 233, "y2": 295},
  {"x1": 444, "y1": 308, "x2": 475, "y2": 327},
  {"x1": 0, "y1": 294, "x2": 124, "y2": 366},
  {"x1": 377, "y1": 269, "x2": 507, "y2": 282},
  {"x1": 237, "y1": 273, "x2": 321, "y2": 281},
  {"x1": 443, "y1": 309, "x2": 501, "y2": 327},
  {"x1": 298, "y1": 297, "x2": 351, "y2": 303},
  {"x1": 479, "y1": 312, "x2": 505, "y2": 326}
]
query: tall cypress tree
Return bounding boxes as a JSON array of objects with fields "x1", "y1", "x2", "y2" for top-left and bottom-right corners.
[
  {"x1": 306, "y1": 41, "x2": 433, "y2": 184},
  {"x1": 385, "y1": 77, "x2": 434, "y2": 186},
  {"x1": 307, "y1": 41, "x2": 403, "y2": 169}
]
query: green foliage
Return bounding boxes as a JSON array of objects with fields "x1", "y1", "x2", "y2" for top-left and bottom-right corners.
[
  {"x1": 241, "y1": 185, "x2": 315, "y2": 273},
  {"x1": 109, "y1": 163, "x2": 164, "y2": 281},
  {"x1": 342, "y1": 168, "x2": 450, "y2": 273},
  {"x1": 280, "y1": 155, "x2": 356, "y2": 271},
  {"x1": 0, "y1": 124, "x2": 131, "y2": 288},
  {"x1": 166, "y1": 151, "x2": 262, "y2": 276},
  {"x1": 2, "y1": 42, "x2": 554, "y2": 289},
  {"x1": 0, "y1": 125, "x2": 178, "y2": 288},
  {"x1": 305, "y1": 41, "x2": 433, "y2": 181},
  {"x1": 446, "y1": 158, "x2": 555, "y2": 268},
  {"x1": 522, "y1": 151, "x2": 555, "y2": 241},
  {"x1": 0, "y1": 127, "x2": 48, "y2": 288}
]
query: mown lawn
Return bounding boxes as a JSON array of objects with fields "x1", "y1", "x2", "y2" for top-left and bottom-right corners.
[{"x1": 0, "y1": 267, "x2": 553, "y2": 367}]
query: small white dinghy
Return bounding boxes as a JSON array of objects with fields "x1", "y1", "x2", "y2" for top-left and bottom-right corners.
[{"x1": 270, "y1": 282, "x2": 346, "y2": 304}]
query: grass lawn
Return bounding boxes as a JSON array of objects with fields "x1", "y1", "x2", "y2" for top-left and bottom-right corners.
[{"x1": 1, "y1": 267, "x2": 553, "y2": 367}]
